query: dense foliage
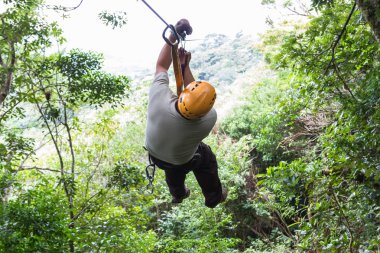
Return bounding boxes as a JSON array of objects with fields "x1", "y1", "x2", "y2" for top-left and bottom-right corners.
[
  {"x1": 222, "y1": 0, "x2": 379, "y2": 251},
  {"x1": 0, "y1": 0, "x2": 379, "y2": 252}
]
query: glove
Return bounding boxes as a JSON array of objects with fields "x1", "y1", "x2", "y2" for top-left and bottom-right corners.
[{"x1": 174, "y1": 19, "x2": 192, "y2": 39}]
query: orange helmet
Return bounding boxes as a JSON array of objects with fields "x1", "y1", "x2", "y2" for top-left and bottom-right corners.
[{"x1": 178, "y1": 81, "x2": 216, "y2": 120}]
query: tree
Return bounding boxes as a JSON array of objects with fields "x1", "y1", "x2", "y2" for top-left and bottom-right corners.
[
  {"x1": 258, "y1": 0, "x2": 380, "y2": 251},
  {"x1": 0, "y1": 1, "x2": 136, "y2": 252},
  {"x1": 357, "y1": 0, "x2": 380, "y2": 43},
  {"x1": 0, "y1": 0, "x2": 62, "y2": 206},
  {"x1": 27, "y1": 49, "x2": 130, "y2": 252},
  {"x1": 0, "y1": 0, "x2": 60, "y2": 107},
  {"x1": 220, "y1": 0, "x2": 380, "y2": 251}
]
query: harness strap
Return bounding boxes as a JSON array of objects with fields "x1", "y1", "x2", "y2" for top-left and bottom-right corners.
[
  {"x1": 143, "y1": 146, "x2": 202, "y2": 194},
  {"x1": 172, "y1": 44, "x2": 184, "y2": 96}
]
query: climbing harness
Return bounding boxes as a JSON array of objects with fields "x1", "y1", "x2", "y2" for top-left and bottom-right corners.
[
  {"x1": 140, "y1": 0, "x2": 186, "y2": 96},
  {"x1": 143, "y1": 147, "x2": 202, "y2": 194}
]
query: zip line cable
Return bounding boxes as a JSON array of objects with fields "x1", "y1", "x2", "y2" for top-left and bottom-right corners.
[
  {"x1": 140, "y1": 0, "x2": 204, "y2": 48},
  {"x1": 140, "y1": 0, "x2": 170, "y2": 28},
  {"x1": 140, "y1": 0, "x2": 182, "y2": 48},
  {"x1": 140, "y1": 0, "x2": 180, "y2": 41}
]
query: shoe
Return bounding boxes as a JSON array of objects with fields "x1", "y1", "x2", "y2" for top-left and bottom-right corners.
[
  {"x1": 220, "y1": 187, "x2": 228, "y2": 203},
  {"x1": 172, "y1": 188, "x2": 190, "y2": 204}
]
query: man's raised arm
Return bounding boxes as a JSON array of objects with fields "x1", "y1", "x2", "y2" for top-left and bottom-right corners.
[{"x1": 155, "y1": 19, "x2": 192, "y2": 75}]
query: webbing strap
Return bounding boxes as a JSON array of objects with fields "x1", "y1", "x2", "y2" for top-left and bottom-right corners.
[{"x1": 172, "y1": 44, "x2": 184, "y2": 96}]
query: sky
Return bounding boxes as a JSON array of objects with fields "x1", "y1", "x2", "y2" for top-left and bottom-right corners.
[{"x1": 45, "y1": 0, "x2": 273, "y2": 74}]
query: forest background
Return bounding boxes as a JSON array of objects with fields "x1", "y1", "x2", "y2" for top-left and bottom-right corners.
[{"x1": 0, "y1": 0, "x2": 379, "y2": 252}]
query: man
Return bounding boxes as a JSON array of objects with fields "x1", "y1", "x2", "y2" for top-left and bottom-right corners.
[{"x1": 145, "y1": 19, "x2": 227, "y2": 208}]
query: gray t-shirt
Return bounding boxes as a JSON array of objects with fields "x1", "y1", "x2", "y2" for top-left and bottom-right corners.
[{"x1": 145, "y1": 72, "x2": 217, "y2": 165}]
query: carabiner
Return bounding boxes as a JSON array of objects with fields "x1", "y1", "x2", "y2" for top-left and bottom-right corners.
[
  {"x1": 145, "y1": 163, "x2": 156, "y2": 194},
  {"x1": 162, "y1": 24, "x2": 181, "y2": 46}
]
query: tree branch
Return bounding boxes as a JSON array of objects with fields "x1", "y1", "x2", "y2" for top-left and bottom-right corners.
[
  {"x1": 0, "y1": 54, "x2": 4, "y2": 68},
  {"x1": 273, "y1": 210, "x2": 294, "y2": 238},
  {"x1": 16, "y1": 133, "x2": 60, "y2": 172},
  {"x1": 330, "y1": 188, "x2": 355, "y2": 253},
  {"x1": 34, "y1": 93, "x2": 70, "y2": 198},
  {"x1": 63, "y1": 99, "x2": 75, "y2": 178},
  {"x1": 324, "y1": 2, "x2": 357, "y2": 76},
  {"x1": 243, "y1": 223, "x2": 268, "y2": 240},
  {"x1": 47, "y1": 0, "x2": 85, "y2": 12},
  {"x1": 18, "y1": 166, "x2": 63, "y2": 173},
  {"x1": 285, "y1": 6, "x2": 309, "y2": 17},
  {"x1": 72, "y1": 190, "x2": 103, "y2": 221},
  {"x1": 85, "y1": 148, "x2": 105, "y2": 198},
  {"x1": 333, "y1": 61, "x2": 357, "y2": 100},
  {"x1": 0, "y1": 99, "x2": 22, "y2": 121}
]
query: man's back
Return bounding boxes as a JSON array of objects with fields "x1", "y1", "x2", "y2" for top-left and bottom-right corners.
[{"x1": 145, "y1": 72, "x2": 217, "y2": 165}]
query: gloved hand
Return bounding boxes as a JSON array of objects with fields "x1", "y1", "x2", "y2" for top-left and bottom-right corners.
[{"x1": 174, "y1": 19, "x2": 192, "y2": 38}]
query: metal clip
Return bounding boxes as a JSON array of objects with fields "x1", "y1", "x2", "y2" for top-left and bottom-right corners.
[
  {"x1": 145, "y1": 163, "x2": 156, "y2": 194},
  {"x1": 163, "y1": 24, "x2": 181, "y2": 46}
]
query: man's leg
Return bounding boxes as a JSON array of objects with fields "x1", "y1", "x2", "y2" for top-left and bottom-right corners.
[
  {"x1": 192, "y1": 143, "x2": 224, "y2": 208},
  {"x1": 164, "y1": 168, "x2": 189, "y2": 200}
]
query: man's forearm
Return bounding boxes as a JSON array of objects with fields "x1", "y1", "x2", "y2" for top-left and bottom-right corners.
[
  {"x1": 183, "y1": 66, "x2": 195, "y2": 87},
  {"x1": 156, "y1": 34, "x2": 178, "y2": 74},
  {"x1": 155, "y1": 19, "x2": 192, "y2": 75},
  {"x1": 156, "y1": 43, "x2": 172, "y2": 74}
]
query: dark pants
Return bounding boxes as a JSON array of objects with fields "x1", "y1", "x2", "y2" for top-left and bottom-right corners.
[{"x1": 150, "y1": 142, "x2": 223, "y2": 208}]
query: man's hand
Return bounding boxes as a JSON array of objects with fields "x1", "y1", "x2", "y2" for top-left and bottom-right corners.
[
  {"x1": 171, "y1": 19, "x2": 192, "y2": 41},
  {"x1": 156, "y1": 19, "x2": 192, "y2": 74},
  {"x1": 179, "y1": 47, "x2": 191, "y2": 68},
  {"x1": 175, "y1": 19, "x2": 192, "y2": 37},
  {"x1": 179, "y1": 47, "x2": 194, "y2": 86}
]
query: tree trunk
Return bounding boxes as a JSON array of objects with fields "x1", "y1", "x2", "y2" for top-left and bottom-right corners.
[
  {"x1": 0, "y1": 42, "x2": 16, "y2": 107},
  {"x1": 357, "y1": 0, "x2": 380, "y2": 43},
  {"x1": 0, "y1": 72, "x2": 13, "y2": 107}
]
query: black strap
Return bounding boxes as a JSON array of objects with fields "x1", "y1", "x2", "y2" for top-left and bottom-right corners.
[
  {"x1": 143, "y1": 145, "x2": 202, "y2": 193},
  {"x1": 150, "y1": 152, "x2": 201, "y2": 172}
]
